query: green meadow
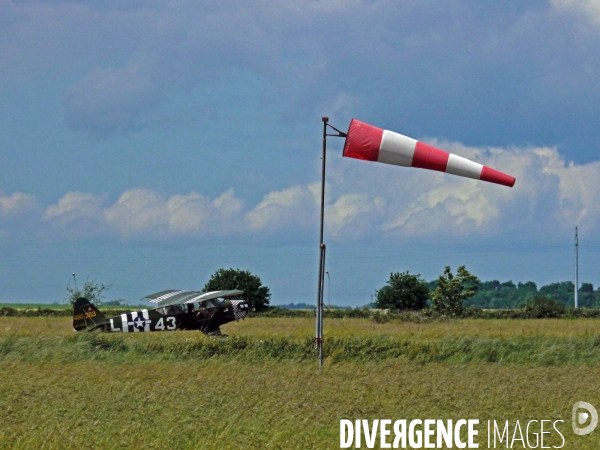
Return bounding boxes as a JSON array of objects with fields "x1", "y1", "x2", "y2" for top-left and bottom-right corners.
[{"x1": 1, "y1": 316, "x2": 599, "y2": 448}]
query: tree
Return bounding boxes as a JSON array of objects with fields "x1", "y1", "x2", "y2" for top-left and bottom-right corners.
[
  {"x1": 64, "y1": 278, "x2": 112, "y2": 307},
  {"x1": 204, "y1": 268, "x2": 270, "y2": 311},
  {"x1": 539, "y1": 281, "x2": 574, "y2": 306},
  {"x1": 517, "y1": 281, "x2": 537, "y2": 294},
  {"x1": 501, "y1": 280, "x2": 516, "y2": 289},
  {"x1": 375, "y1": 271, "x2": 430, "y2": 310},
  {"x1": 578, "y1": 283, "x2": 595, "y2": 308},
  {"x1": 431, "y1": 266, "x2": 480, "y2": 316},
  {"x1": 468, "y1": 279, "x2": 518, "y2": 309}
]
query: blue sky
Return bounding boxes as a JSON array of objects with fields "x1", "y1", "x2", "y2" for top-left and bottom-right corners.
[{"x1": 1, "y1": 0, "x2": 600, "y2": 305}]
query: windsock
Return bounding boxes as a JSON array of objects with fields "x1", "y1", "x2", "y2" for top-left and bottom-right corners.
[{"x1": 342, "y1": 119, "x2": 515, "y2": 187}]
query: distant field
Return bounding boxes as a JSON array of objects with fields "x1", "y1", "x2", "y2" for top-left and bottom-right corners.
[
  {"x1": 0, "y1": 303, "x2": 141, "y2": 315},
  {"x1": 1, "y1": 317, "x2": 599, "y2": 448},
  {"x1": 0, "y1": 303, "x2": 70, "y2": 310},
  {"x1": 0, "y1": 303, "x2": 139, "y2": 310}
]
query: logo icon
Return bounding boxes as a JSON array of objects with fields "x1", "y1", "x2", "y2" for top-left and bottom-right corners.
[{"x1": 572, "y1": 401, "x2": 598, "y2": 435}]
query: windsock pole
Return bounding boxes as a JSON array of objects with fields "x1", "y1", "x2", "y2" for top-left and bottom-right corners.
[
  {"x1": 575, "y1": 227, "x2": 579, "y2": 308},
  {"x1": 316, "y1": 117, "x2": 347, "y2": 370},
  {"x1": 316, "y1": 118, "x2": 326, "y2": 370}
]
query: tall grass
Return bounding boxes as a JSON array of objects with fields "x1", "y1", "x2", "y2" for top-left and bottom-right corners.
[
  {"x1": 1, "y1": 317, "x2": 600, "y2": 448},
  {"x1": 1, "y1": 360, "x2": 598, "y2": 448},
  {"x1": 2, "y1": 322, "x2": 600, "y2": 365}
]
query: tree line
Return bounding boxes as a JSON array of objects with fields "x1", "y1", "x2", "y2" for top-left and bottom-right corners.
[
  {"x1": 375, "y1": 267, "x2": 600, "y2": 312},
  {"x1": 65, "y1": 266, "x2": 598, "y2": 314}
]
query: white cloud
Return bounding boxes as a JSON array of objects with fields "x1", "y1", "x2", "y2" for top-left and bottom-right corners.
[
  {"x1": 245, "y1": 184, "x2": 320, "y2": 231},
  {"x1": 212, "y1": 189, "x2": 244, "y2": 222},
  {"x1": 0, "y1": 191, "x2": 39, "y2": 244},
  {"x1": 327, "y1": 194, "x2": 385, "y2": 238},
  {"x1": 535, "y1": 147, "x2": 600, "y2": 225},
  {"x1": 5, "y1": 140, "x2": 600, "y2": 243},
  {"x1": 103, "y1": 188, "x2": 244, "y2": 238},
  {"x1": 0, "y1": 192, "x2": 37, "y2": 218},
  {"x1": 552, "y1": 0, "x2": 600, "y2": 26},
  {"x1": 328, "y1": 141, "x2": 600, "y2": 241},
  {"x1": 244, "y1": 182, "x2": 385, "y2": 238},
  {"x1": 238, "y1": 141, "x2": 600, "y2": 242},
  {"x1": 42, "y1": 188, "x2": 244, "y2": 240},
  {"x1": 44, "y1": 191, "x2": 106, "y2": 222},
  {"x1": 43, "y1": 191, "x2": 108, "y2": 238},
  {"x1": 103, "y1": 189, "x2": 174, "y2": 237}
]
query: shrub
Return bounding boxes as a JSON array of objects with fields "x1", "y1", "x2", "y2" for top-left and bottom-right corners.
[
  {"x1": 64, "y1": 278, "x2": 112, "y2": 307},
  {"x1": 519, "y1": 295, "x2": 566, "y2": 318},
  {"x1": 371, "y1": 311, "x2": 390, "y2": 324}
]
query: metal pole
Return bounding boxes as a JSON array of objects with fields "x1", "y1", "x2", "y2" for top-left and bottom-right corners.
[
  {"x1": 315, "y1": 117, "x2": 347, "y2": 369},
  {"x1": 316, "y1": 117, "x2": 328, "y2": 370},
  {"x1": 575, "y1": 226, "x2": 579, "y2": 308},
  {"x1": 318, "y1": 244, "x2": 326, "y2": 366},
  {"x1": 326, "y1": 270, "x2": 330, "y2": 307}
]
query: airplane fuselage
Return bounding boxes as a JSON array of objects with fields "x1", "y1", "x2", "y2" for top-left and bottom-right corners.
[{"x1": 74, "y1": 297, "x2": 249, "y2": 336}]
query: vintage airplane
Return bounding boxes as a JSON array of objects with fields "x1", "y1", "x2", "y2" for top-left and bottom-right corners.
[{"x1": 73, "y1": 289, "x2": 249, "y2": 336}]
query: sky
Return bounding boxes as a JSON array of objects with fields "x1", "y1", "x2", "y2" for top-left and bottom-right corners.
[{"x1": 2, "y1": 0, "x2": 600, "y2": 306}]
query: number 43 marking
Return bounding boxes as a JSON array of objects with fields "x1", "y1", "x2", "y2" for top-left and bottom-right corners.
[{"x1": 154, "y1": 317, "x2": 176, "y2": 331}]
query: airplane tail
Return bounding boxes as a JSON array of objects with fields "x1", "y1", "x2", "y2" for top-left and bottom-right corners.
[{"x1": 73, "y1": 297, "x2": 107, "y2": 331}]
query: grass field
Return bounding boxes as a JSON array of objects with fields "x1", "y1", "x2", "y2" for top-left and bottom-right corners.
[
  {"x1": 1, "y1": 316, "x2": 600, "y2": 448},
  {"x1": 0, "y1": 303, "x2": 71, "y2": 310}
]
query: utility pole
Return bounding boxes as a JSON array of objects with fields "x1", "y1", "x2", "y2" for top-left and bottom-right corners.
[{"x1": 575, "y1": 226, "x2": 579, "y2": 308}]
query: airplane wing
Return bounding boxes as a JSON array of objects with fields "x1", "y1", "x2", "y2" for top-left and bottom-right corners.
[{"x1": 142, "y1": 289, "x2": 245, "y2": 306}]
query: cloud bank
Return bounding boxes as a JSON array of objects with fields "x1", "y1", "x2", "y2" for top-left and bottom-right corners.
[
  {"x1": 2, "y1": 142, "x2": 599, "y2": 244},
  {"x1": 3, "y1": 0, "x2": 600, "y2": 146}
]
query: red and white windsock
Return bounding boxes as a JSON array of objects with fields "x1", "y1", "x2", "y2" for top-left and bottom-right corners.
[{"x1": 342, "y1": 119, "x2": 515, "y2": 187}]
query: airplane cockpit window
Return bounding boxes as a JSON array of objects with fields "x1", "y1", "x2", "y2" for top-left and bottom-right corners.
[
  {"x1": 199, "y1": 300, "x2": 216, "y2": 309},
  {"x1": 164, "y1": 304, "x2": 185, "y2": 315}
]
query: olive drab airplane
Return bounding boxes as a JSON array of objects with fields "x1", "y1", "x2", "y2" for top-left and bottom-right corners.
[{"x1": 73, "y1": 289, "x2": 249, "y2": 336}]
